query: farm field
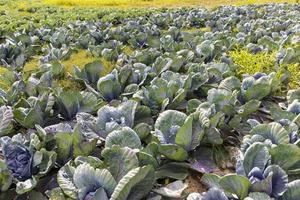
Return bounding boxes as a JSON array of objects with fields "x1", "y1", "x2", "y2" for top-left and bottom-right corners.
[
  {"x1": 42, "y1": 0, "x2": 297, "y2": 7},
  {"x1": 0, "y1": 0, "x2": 300, "y2": 199}
]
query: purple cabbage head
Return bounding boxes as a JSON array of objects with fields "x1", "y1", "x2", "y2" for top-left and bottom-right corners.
[
  {"x1": 2, "y1": 142, "x2": 33, "y2": 181},
  {"x1": 248, "y1": 167, "x2": 264, "y2": 184},
  {"x1": 247, "y1": 166, "x2": 288, "y2": 198}
]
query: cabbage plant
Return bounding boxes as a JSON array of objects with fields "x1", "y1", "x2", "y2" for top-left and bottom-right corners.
[
  {"x1": 134, "y1": 70, "x2": 191, "y2": 111},
  {"x1": 153, "y1": 110, "x2": 204, "y2": 161},
  {"x1": 57, "y1": 161, "x2": 155, "y2": 200},
  {"x1": 0, "y1": 133, "x2": 56, "y2": 194},
  {"x1": 241, "y1": 72, "x2": 280, "y2": 102}
]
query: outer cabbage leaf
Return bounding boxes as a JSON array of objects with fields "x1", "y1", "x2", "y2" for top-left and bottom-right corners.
[
  {"x1": 110, "y1": 165, "x2": 155, "y2": 200},
  {"x1": 96, "y1": 100, "x2": 138, "y2": 138},
  {"x1": 0, "y1": 106, "x2": 14, "y2": 136},
  {"x1": 73, "y1": 163, "x2": 117, "y2": 200},
  {"x1": 281, "y1": 180, "x2": 300, "y2": 200},
  {"x1": 219, "y1": 174, "x2": 251, "y2": 199},
  {"x1": 0, "y1": 160, "x2": 12, "y2": 192},
  {"x1": 246, "y1": 192, "x2": 274, "y2": 200},
  {"x1": 250, "y1": 122, "x2": 289, "y2": 145},
  {"x1": 152, "y1": 180, "x2": 187, "y2": 198},
  {"x1": 74, "y1": 60, "x2": 104, "y2": 86},
  {"x1": 97, "y1": 69, "x2": 121, "y2": 101},
  {"x1": 201, "y1": 187, "x2": 228, "y2": 200},
  {"x1": 243, "y1": 142, "x2": 270, "y2": 175},
  {"x1": 57, "y1": 163, "x2": 77, "y2": 199},
  {"x1": 154, "y1": 110, "x2": 187, "y2": 144},
  {"x1": 269, "y1": 144, "x2": 300, "y2": 176},
  {"x1": 105, "y1": 127, "x2": 141, "y2": 149},
  {"x1": 102, "y1": 146, "x2": 139, "y2": 182}
]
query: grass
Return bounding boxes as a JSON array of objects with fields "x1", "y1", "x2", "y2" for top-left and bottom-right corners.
[
  {"x1": 42, "y1": 0, "x2": 298, "y2": 8},
  {"x1": 22, "y1": 50, "x2": 115, "y2": 76},
  {"x1": 0, "y1": 66, "x2": 9, "y2": 74},
  {"x1": 2, "y1": 50, "x2": 115, "y2": 91},
  {"x1": 56, "y1": 78, "x2": 85, "y2": 91},
  {"x1": 0, "y1": 67, "x2": 10, "y2": 91},
  {"x1": 181, "y1": 27, "x2": 212, "y2": 33},
  {"x1": 230, "y1": 50, "x2": 277, "y2": 76},
  {"x1": 230, "y1": 49, "x2": 300, "y2": 89},
  {"x1": 61, "y1": 50, "x2": 97, "y2": 74},
  {"x1": 122, "y1": 45, "x2": 135, "y2": 56},
  {"x1": 23, "y1": 57, "x2": 40, "y2": 73},
  {"x1": 278, "y1": 63, "x2": 300, "y2": 89},
  {"x1": 61, "y1": 50, "x2": 115, "y2": 76},
  {"x1": 58, "y1": 50, "x2": 115, "y2": 90}
]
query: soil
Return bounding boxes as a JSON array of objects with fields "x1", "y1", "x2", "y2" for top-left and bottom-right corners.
[{"x1": 185, "y1": 171, "x2": 207, "y2": 194}]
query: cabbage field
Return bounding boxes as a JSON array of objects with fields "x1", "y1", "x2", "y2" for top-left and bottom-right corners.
[{"x1": 0, "y1": 2, "x2": 300, "y2": 200}]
